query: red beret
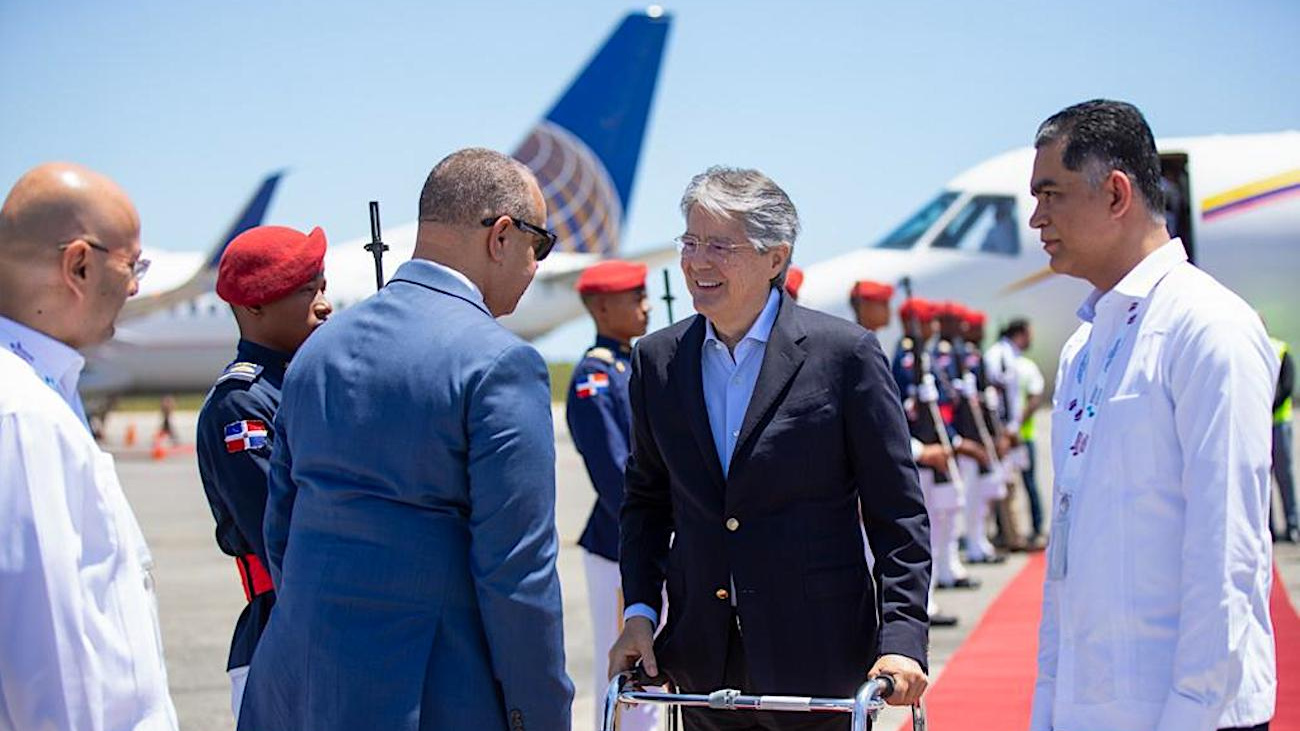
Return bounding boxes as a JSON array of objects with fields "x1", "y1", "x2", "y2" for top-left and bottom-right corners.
[
  {"x1": 936, "y1": 300, "x2": 968, "y2": 319},
  {"x1": 784, "y1": 266, "x2": 804, "y2": 299},
  {"x1": 963, "y1": 309, "x2": 987, "y2": 327},
  {"x1": 898, "y1": 297, "x2": 935, "y2": 322},
  {"x1": 217, "y1": 225, "x2": 327, "y2": 306},
  {"x1": 574, "y1": 260, "x2": 647, "y2": 295},
  {"x1": 850, "y1": 279, "x2": 893, "y2": 303}
]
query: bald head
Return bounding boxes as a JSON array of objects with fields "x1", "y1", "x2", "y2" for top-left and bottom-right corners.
[
  {"x1": 0, "y1": 163, "x2": 142, "y2": 348},
  {"x1": 0, "y1": 163, "x2": 138, "y2": 257}
]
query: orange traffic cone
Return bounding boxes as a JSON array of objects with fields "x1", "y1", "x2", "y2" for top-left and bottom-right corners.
[
  {"x1": 151, "y1": 432, "x2": 168, "y2": 461},
  {"x1": 125, "y1": 422, "x2": 137, "y2": 448}
]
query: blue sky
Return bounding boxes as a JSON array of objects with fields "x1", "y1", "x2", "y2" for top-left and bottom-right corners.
[{"x1": 3, "y1": 0, "x2": 1298, "y2": 358}]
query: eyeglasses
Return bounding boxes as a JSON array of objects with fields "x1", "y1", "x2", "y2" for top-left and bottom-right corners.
[
  {"x1": 59, "y1": 238, "x2": 151, "y2": 281},
  {"x1": 675, "y1": 234, "x2": 755, "y2": 261},
  {"x1": 481, "y1": 216, "x2": 558, "y2": 262}
]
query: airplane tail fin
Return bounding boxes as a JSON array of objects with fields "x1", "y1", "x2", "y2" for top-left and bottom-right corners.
[
  {"x1": 118, "y1": 171, "x2": 283, "y2": 321},
  {"x1": 511, "y1": 10, "x2": 671, "y2": 257},
  {"x1": 204, "y1": 171, "x2": 285, "y2": 268}
]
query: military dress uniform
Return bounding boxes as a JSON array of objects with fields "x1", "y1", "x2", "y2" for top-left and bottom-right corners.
[
  {"x1": 194, "y1": 223, "x2": 328, "y2": 722},
  {"x1": 566, "y1": 260, "x2": 660, "y2": 731},
  {"x1": 195, "y1": 339, "x2": 286, "y2": 718},
  {"x1": 892, "y1": 300, "x2": 970, "y2": 602}
]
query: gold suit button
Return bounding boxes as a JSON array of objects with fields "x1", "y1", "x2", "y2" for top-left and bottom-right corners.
[
  {"x1": 715, "y1": 588, "x2": 730, "y2": 601},
  {"x1": 726, "y1": 517, "x2": 740, "y2": 532}
]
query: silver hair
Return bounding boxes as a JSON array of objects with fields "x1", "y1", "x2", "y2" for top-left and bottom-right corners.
[
  {"x1": 679, "y1": 166, "x2": 799, "y2": 287},
  {"x1": 417, "y1": 148, "x2": 537, "y2": 227}
]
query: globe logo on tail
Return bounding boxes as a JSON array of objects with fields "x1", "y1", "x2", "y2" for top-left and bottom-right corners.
[{"x1": 514, "y1": 120, "x2": 623, "y2": 258}]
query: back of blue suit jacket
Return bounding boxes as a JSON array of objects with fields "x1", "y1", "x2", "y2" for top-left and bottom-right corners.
[{"x1": 238, "y1": 259, "x2": 573, "y2": 731}]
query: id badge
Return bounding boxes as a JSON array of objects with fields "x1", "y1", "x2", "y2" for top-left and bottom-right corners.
[{"x1": 1046, "y1": 492, "x2": 1071, "y2": 580}]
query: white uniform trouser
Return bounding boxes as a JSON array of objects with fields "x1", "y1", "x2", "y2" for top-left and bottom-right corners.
[
  {"x1": 229, "y1": 665, "x2": 249, "y2": 723},
  {"x1": 584, "y1": 551, "x2": 661, "y2": 731},
  {"x1": 959, "y1": 455, "x2": 998, "y2": 561},
  {"x1": 920, "y1": 467, "x2": 967, "y2": 585}
]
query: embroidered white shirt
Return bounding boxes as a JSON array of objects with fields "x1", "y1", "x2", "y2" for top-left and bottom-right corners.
[
  {"x1": 0, "y1": 318, "x2": 178, "y2": 731},
  {"x1": 1031, "y1": 240, "x2": 1277, "y2": 731}
]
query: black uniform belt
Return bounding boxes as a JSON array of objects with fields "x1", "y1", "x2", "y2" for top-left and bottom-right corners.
[{"x1": 236, "y1": 554, "x2": 274, "y2": 603}]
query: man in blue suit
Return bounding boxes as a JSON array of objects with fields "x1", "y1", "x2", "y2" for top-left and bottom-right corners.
[{"x1": 238, "y1": 148, "x2": 573, "y2": 731}]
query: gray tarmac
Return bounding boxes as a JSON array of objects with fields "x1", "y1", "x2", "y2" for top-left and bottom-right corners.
[{"x1": 106, "y1": 408, "x2": 1300, "y2": 731}]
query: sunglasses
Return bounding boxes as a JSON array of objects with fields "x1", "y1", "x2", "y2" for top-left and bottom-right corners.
[{"x1": 481, "y1": 216, "x2": 558, "y2": 261}]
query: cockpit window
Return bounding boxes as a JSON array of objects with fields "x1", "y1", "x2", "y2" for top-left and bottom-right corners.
[
  {"x1": 872, "y1": 191, "x2": 959, "y2": 250},
  {"x1": 930, "y1": 195, "x2": 1020, "y2": 255}
]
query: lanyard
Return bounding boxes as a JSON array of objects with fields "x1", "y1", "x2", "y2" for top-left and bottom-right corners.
[
  {"x1": 1057, "y1": 297, "x2": 1145, "y2": 491},
  {"x1": 1048, "y1": 296, "x2": 1144, "y2": 580}
]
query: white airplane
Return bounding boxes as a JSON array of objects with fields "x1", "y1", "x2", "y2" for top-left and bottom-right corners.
[
  {"x1": 797, "y1": 131, "x2": 1300, "y2": 380},
  {"x1": 81, "y1": 9, "x2": 674, "y2": 404}
]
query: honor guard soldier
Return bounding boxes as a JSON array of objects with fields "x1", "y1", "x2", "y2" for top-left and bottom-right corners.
[
  {"x1": 565, "y1": 260, "x2": 659, "y2": 731},
  {"x1": 195, "y1": 225, "x2": 331, "y2": 720},
  {"x1": 891, "y1": 297, "x2": 960, "y2": 626},
  {"x1": 849, "y1": 279, "x2": 893, "y2": 332}
]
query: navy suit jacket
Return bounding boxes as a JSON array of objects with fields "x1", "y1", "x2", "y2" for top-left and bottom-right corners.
[
  {"x1": 239, "y1": 259, "x2": 572, "y2": 731},
  {"x1": 620, "y1": 292, "x2": 931, "y2": 697}
]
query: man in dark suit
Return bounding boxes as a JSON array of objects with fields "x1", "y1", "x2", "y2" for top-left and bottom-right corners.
[{"x1": 610, "y1": 166, "x2": 931, "y2": 730}]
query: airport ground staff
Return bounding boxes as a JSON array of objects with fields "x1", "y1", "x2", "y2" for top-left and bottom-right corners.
[
  {"x1": 1271, "y1": 335, "x2": 1298, "y2": 543},
  {"x1": 195, "y1": 224, "x2": 331, "y2": 720},
  {"x1": 565, "y1": 260, "x2": 660, "y2": 731},
  {"x1": 1030, "y1": 100, "x2": 1276, "y2": 731},
  {"x1": 0, "y1": 163, "x2": 178, "y2": 730},
  {"x1": 891, "y1": 296, "x2": 960, "y2": 627}
]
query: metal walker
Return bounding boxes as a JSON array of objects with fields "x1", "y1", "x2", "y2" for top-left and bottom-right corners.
[{"x1": 601, "y1": 671, "x2": 927, "y2": 730}]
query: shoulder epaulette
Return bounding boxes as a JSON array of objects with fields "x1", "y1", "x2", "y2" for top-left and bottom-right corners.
[
  {"x1": 215, "y1": 361, "x2": 264, "y2": 386},
  {"x1": 584, "y1": 346, "x2": 616, "y2": 365}
]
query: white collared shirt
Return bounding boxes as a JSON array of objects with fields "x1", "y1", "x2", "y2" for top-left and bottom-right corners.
[
  {"x1": 984, "y1": 336, "x2": 1023, "y2": 430},
  {"x1": 0, "y1": 316, "x2": 89, "y2": 428},
  {"x1": 1032, "y1": 240, "x2": 1277, "y2": 731},
  {"x1": 0, "y1": 318, "x2": 178, "y2": 730}
]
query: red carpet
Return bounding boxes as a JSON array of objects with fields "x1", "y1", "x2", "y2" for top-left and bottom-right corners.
[{"x1": 921, "y1": 555, "x2": 1300, "y2": 730}]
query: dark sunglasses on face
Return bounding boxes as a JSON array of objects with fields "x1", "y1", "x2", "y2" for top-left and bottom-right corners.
[{"x1": 481, "y1": 216, "x2": 558, "y2": 262}]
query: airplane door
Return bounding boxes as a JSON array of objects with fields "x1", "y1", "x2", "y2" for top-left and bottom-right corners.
[{"x1": 1160, "y1": 153, "x2": 1195, "y2": 263}]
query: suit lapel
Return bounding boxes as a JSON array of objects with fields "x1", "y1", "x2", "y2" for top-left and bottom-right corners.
[
  {"x1": 733, "y1": 297, "x2": 807, "y2": 464},
  {"x1": 670, "y1": 316, "x2": 726, "y2": 490}
]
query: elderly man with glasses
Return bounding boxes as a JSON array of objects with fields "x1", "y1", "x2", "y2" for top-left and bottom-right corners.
[
  {"x1": 610, "y1": 166, "x2": 932, "y2": 730},
  {"x1": 0, "y1": 163, "x2": 177, "y2": 730},
  {"x1": 237, "y1": 148, "x2": 572, "y2": 731}
]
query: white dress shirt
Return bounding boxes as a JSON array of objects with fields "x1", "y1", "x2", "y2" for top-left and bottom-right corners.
[
  {"x1": 984, "y1": 336, "x2": 1023, "y2": 431},
  {"x1": 0, "y1": 317, "x2": 178, "y2": 731},
  {"x1": 1031, "y1": 240, "x2": 1277, "y2": 731}
]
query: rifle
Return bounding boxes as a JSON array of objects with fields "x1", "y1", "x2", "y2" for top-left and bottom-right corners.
[
  {"x1": 952, "y1": 331, "x2": 1027, "y2": 550},
  {"x1": 899, "y1": 277, "x2": 960, "y2": 484},
  {"x1": 661, "y1": 268, "x2": 677, "y2": 324},
  {"x1": 365, "y1": 201, "x2": 389, "y2": 291}
]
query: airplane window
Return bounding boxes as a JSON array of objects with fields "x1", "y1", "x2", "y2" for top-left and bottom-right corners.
[
  {"x1": 872, "y1": 191, "x2": 959, "y2": 250},
  {"x1": 930, "y1": 195, "x2": 1019, "y2": 255}
]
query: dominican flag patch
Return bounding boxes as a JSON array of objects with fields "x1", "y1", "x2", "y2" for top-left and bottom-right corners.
[
  {"x1": 576, "y1": 372, "x2": 610, "y2": 399},
  {"x1": 225, "y1": 420, "x2": 269, "y2": 453}
]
